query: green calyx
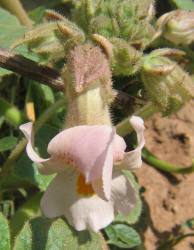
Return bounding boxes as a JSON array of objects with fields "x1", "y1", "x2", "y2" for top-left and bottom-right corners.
[
  {"x1": 141, "y1": 49, "x2": 194, "y2": 115},
  {"x1": 155, "y1": 10, "x2": 194, "y2": 46},
  {"x1": 109, "y1": 38, "x2": 142, "y2": 76}
]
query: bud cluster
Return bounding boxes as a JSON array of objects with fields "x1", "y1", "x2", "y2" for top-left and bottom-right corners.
[{"x1": 72, "y1": 0, "x2": 156, "y2": 50}]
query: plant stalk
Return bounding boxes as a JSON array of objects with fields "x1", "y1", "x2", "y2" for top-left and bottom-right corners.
[
  {"x1": 142, "y1": 147, "x2": 194, "y2": 174},
  {"x1": 116, "y1": 102, "x2": 158, "y2": 137},
  {"x1": 0, "y1": 0, "x2": 33, "y2": 27}
]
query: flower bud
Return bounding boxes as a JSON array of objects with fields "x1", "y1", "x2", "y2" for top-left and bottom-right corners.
[
  {"x1": 155, "y1": 10, "x2": 194, "y2": 45},
  {"x1": 121, "y1": 20, "x2": 155, "y2": 50},
  {"x1": 89, "y1": 16, "x2": 119, "y2": 38},
  {"x1": 11, "y1": 11, "x2": 85, "y2": 63},
  {"x1": 62, "y1": 43, "x2": 115, "y2": 127},
  {"x1": 118, "y1": 0, "x2": 155, "y2": 22},
  {"x1": 72, "y1": 0, "x2": 103, "y2": 32},
  {"x1": 141, "y1": 49, "x2": 194, "y2": 115},
  {"x1": 92, "y1": 35, "x2": 142, "y2": 75},
  {"x1": 110, "y1": 38, "x2": 142, "y2": 75}
]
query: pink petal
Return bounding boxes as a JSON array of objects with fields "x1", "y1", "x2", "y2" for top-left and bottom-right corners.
[
  {"x1": 47, "y1": 125, "x2": 116, "y2": 184},
  {"x1": 113, "y1": 134, "x2": 126, "y2": 162},
  {"x1": 19, "y1": 122, "x2": 59, "y2": 175},
  {"x1": 118, "y1": 116, "x2": 145, "y2": 170},
  {"x1": 92, "y1": 142, "x2": 113, "y2": 200}
]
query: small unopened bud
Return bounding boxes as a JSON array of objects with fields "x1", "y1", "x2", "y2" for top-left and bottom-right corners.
[
  {"x1": 11, "y1": 11, "x2": 85, "y2": 63},
  {"x1": 141, "y1": 49, "x2": 194, "y2": 115},
  {"x1": 90, "y1": 16, "x2": 118, "y2": 38},
  {"x1": 93, "y1": 35, "x2": 142, "y2": 75},
  {"x1": 121, "y1": 20, "x2": 155, "y2": 50},
  {"x1": 11, "y1": 22, "x2": 58, "y2": 50},
  {"x1": 155, "y1": 10, "x2": 194, "y2": 45},
  {"x1": 44, "y1": 9, "x2": 68, "y2": 22},
  {"x1": 92, "y1": 34, "x2": 113, "y2": 59},
  {"x1": 109, "y1": 38, "x2": 142, "y2": 75},
  {"x1": 57, "y1": 22, "x2": 85, "y2": 43}
]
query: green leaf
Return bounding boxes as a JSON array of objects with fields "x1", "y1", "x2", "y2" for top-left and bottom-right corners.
[
  {"x1": 13, "y1": 222, "x2": 32, "y2": 250},
  {"x1": 104, "y1": 224, "x2": 117, "y2": 242},
  {"x1": 0, "y1": 8, "x2": 39, "y2": 76},
  {"x1": 170, "y1": 0, "x2": 194, "y2": 10},
  {"x1": 114, "y1": 224, "x2": 141, "y2": 247},
  {"x1": 14, "y1": 125, "x2": 57, "y2": 191},
  {"x1": 0, "y1": 8, "x2": 26, "y2": 48},
  {"x1": 115, "y1": 171, "x2": 142, "y2": 224},
  {"x1": 10, "y1": 193, "x2": 42, "y2": 241},
  {"x1": 13, "y1": 216, "x2": 108, "y2": 250},
  {"x1": 30, "y1": 81, "x2": 55, "y2": 116},
  {"x1": 0, "y1": 136, "x2": 17, "y2": 152},
  {"x1": 0, "y1": 212, "x2": 10, "y2": 250},
  {"x1": 181, "y1": 218, "x2": 194, "y2": 230},
  {"x1": 105, "y1": 224, "x2": 141, "y2": 249}
]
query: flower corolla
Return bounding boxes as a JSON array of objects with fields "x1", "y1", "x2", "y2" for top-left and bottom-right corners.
[{"x1": 20, "y1": 116, "x2": 145, "y2": 232}]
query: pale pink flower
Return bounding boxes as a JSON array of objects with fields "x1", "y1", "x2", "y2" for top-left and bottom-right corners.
[{"x1": 20, "y1": 116, "x2": 145, "y2": 232}]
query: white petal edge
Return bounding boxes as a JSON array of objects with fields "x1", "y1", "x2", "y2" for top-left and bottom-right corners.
[
  {"x1": 118, "y1": 116, "x2": 145, "y2": 170},
  {"x1": 111, "y1": 171, "x2": 137, "y2": 216},
  {"x1": 40, "y1": 169, "x2": 115, "y2": 232},
  {"x1": 19, "y1": 122, "x2": 56, "y2": 175}
]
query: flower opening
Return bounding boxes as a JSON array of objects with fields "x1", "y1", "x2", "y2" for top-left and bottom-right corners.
[
  {"x1": 76, "y1": 173, "x2": 96, "y2": 196},
  {"x1": 20, "y1": 116, "x2": 145, "y2": 232}
]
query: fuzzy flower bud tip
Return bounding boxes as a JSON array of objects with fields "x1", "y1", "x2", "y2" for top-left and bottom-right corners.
[{"x1": 66, "y1": 43, "x2": 112, "y2": 93}]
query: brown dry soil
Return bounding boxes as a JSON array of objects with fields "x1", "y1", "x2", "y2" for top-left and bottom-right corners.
[{"x1": 135, "y1": 100, "x2": 194, "y2": 250}]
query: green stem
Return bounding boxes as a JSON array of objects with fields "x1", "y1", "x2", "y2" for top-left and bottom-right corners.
[
  {"x1": 0, "y1": 96, "x2": 27, "y2": 127},
  {"x1": 0, "y1": 0, "x2": 32, "y2": 27},
  {"x1": 157, "y1": 233, "x2": 194, "y2": 250},
  {"x1": 142, "y1": 147, "x2": 194, "y2": 174},
  {"x1": 0, "y1": 97, "x2": 67, "y2": 189},
  {"x1": 34, "y1": 96, "x2": 66, "y2": 133},
  {"x1": 116, "y1": 102, "x2": 158, "y2": 137}
]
